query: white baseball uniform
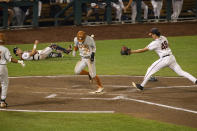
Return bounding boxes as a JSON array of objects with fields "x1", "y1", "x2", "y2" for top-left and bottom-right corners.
[
  {"x1": 141, "y1": 35, "x2": 197, "y2": 87},
  {"x1": 74, "y1": 35, "x2": 96, "y2": 78},
  {"x1": 151, "y1": 0, "x2": 163, "y2": 19},
  {"x1": 130, "y1": 0, "x2": 148, "y2": 23},
  {"x1": 21, "y1": 47, "x2": 53, "y2": 60},
  {"x1": 0, "y1": 45, "x2": 12, "y2": 100},
  {"x1": 111, "y1": 0, "x2": 124, "y2": 22},
  {"x1": 171, "y1": 0, "x2": 183, "y2": 21}
]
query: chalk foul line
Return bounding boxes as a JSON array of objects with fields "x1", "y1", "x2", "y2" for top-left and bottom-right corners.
[
  {"x1": 0, "y1": 109, "x2": 114, "y2": 113},
  {"x1": 81, "y1": 96, "x2": 197, "y2": 114}
]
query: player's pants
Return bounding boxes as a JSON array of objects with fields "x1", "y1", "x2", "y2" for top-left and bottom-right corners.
[
  {"x1": 171, "y1": 0, "x2": 183, "y2": 20},
  {"x1": 130, "y1": 1, "x2": 148, "y2": 22},
  {"x1": 151, "y1": 0, "x2": 163, "y2": 18},
  {"x1": 141, "y1": 55, "x2": 197, "y2": 87},
  {"x1": 74, "y1": 58, "x2": 96, "y2": 78},
  {"x1": 111, "y1": 0, "x2": 124, "y2": 21},
  {"x1": 39, "y1": 47, "x2": 53, "y2": 59},
  {"x1": 0, "y1": 65, "x2": 9, "y2": 100}
]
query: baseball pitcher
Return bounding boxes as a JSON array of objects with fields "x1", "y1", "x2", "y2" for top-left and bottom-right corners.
[
  {"x1": 13, "y1": 40, "x2": 72, "y2": 60},
  {"x1": 72, "y1": 31, "x2": 104, "y2": 93},
  {"x1": 126, "y1": 28, "x2": 197, "y2": 90},
  {"x1": 0, "y1": 33, "x2": 25, "y2": 108}
]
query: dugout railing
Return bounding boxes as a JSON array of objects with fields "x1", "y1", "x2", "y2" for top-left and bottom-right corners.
[{"x1": 0, "y1": 0, "x2": 197, "y2": 29}]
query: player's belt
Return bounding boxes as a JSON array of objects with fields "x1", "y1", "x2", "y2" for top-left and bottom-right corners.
[
  {"x1": 162, "y1": 54, "x2": 170, "y2": 58},
  {"x1": 82, "y1": 56, "x2": 90, "y2": 59}
]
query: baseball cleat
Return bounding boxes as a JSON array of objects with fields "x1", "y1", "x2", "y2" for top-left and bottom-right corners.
[
  {"x1": 132, "y1": 82, "x2": 144, "y2": 91},
  {"x1": 0, "y1": 100, "x2": 8, "y2": 108},
  {"x1": 89, "y1": 87, "x2": 104, "y2": 94}
]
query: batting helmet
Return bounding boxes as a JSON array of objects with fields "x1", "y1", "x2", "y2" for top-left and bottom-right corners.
[
  {"x1": 77, "y1": 31, "x2": 86, "y2": 42},
  {"x1": 13, "y1": 47, "x2": 18, "y2": 55},
  {"x1": 0, "y1": 33, "x2": 6, "y2": 43}
]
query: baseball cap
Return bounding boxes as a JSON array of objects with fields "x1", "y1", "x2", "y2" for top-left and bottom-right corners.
[
  {"x1": 77, "y1": 31, "x2": 86, "y2": 42},
  {"x1": 149, "y1": 28, "x2": 160, "y2": 36}
]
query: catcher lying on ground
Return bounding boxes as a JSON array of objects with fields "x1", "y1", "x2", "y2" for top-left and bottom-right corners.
[{"x1": 13, "y1": 40, "x2": 72, "y2": 60}]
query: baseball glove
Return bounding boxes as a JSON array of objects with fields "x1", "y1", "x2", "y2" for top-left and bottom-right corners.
[{"x1": 120, "y1": 46, "x2": 131, "y2": 55}]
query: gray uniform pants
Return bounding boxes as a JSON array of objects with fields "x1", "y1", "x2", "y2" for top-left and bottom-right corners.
[
  {"x1": 171, "y1": 0, "x2": 183, "y2": 20},
  {"x1": 111, "y1": 0, "x2": 124, "y2": 21},
  {"x1": 0, "y1": 65, "x2": 9, "y2": 100},
  {"x1": 131, "y1": 1, "x2": 148, "y2": 22},
  {"x1": 151, "y1": 0, "x2": 163, "y2": 18}
]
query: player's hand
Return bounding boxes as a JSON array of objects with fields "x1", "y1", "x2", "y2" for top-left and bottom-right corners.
[
  {"x1": 18, "y1": 60, "x2": 25, "y2": 67},
  {"x1": 34, "y1": 40, "x2": 39, "y2": 45}
]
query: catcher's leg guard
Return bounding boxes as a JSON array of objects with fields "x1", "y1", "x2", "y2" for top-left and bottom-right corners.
[
  {"x1": 49, "y1": 52, "x2": 62, "y2": 58},
  {"x1": 50, "y1": 44, "x2": 71, "y2": 54}
]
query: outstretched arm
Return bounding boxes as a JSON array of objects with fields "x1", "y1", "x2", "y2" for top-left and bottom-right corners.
[
  {"x1": 29, "y1": 40, "x2": 39, "y2": 56},
  {"x1": 131, "y1": 47, "x2": 149, "y2": 54},
  {"x1": 11, "y1": 58, "x2": 25, "y2": 67}
]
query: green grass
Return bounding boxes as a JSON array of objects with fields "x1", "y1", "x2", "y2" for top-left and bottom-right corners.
[
  {"x1": 6, "y1": 35, "x2": 197, "y2": 77},
  {"x1": 0, "y1": 112, "x2": 196, "y2": 131},
  {"x1": 1, "y1": 35, "x2": 197, "y2": 130}
]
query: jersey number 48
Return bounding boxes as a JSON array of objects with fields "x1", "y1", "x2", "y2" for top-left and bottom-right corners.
[{"x1": 161, "y1": 41, "x2": 168, "y2": 50}]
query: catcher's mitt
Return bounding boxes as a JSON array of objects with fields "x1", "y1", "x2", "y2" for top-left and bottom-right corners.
[{"x1": 120, "y1": 46, "x2": 131, "y2": 55}]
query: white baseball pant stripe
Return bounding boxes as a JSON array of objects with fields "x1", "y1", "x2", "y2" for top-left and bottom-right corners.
[{"x1": 141, "y1": 55, "x2": 196, "y2": 87}]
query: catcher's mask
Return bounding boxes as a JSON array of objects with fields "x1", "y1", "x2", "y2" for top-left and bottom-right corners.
[
  {"x1": 77, "y1": 31, "x2": 86, "y2": 43},
  {"x1": 13, "y1": 47, "x2": 18, "y2": 56},
  {"x1": 0, "y1": 33, "x2": 6, "y2": 43}
]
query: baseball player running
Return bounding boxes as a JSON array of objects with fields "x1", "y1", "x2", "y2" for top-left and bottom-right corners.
[
  {"x1": 129, "y1": 28, "x2": 197, "y2": 90},
  {"x1": 72, "y1": 31, "x2": 104, "y2": 93},
  {"x1": 124, "y1": 0, "x2": 148, "y2": 23},
  {"x1": 151, "y1": 0, "x2": 163, "y2": 22},
  {"x1": 171, "y1": 0, "x2": 184, "y2": 22},
  {"x1": 13, "y1": 40, "x2": 72, "y2": 60},
  {"x1": 0, "y1": 33, "x2": 25, "y2": 108}
]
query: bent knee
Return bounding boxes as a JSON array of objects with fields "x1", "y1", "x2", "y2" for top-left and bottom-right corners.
[{"x1": 74, "y1": 69, "x2": 81, "y2": 75}]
